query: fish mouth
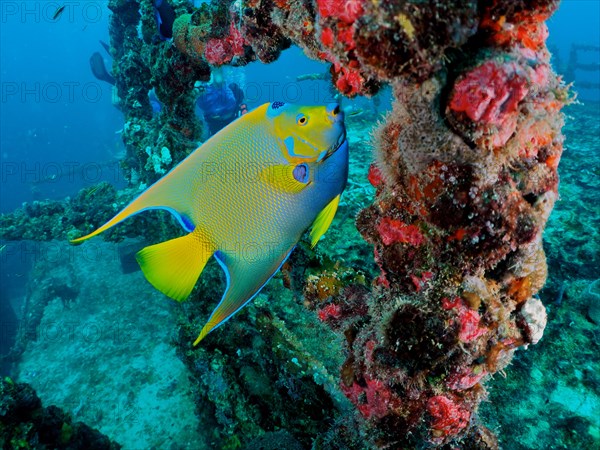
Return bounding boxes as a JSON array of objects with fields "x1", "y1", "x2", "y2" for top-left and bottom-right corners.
[{"x1": 320, "y1": 130, "x2": 347, "y2": 162}]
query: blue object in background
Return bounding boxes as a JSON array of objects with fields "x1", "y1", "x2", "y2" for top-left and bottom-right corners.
[
  {"x1": 0, "y1": 2, "x2": 598, "y2": 448},
  {"x1": 154, "y1": 0, "x2": 176, "y2": 40}
]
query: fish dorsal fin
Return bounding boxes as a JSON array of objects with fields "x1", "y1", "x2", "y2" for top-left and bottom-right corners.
[
  {"x1": 259, "y1": 164, "x2": 310, "y2": 194},
  {"x1": 136, "y1": 229, "x2": 216, "y2": 302},
  {"x1": 310, "y1": 194, "x2": 341, "y2": 248}
]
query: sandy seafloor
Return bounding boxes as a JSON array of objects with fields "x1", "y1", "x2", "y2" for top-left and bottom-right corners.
[
  {"x1": 7, "y1": 101, "x2": 600, "y2": 448},
  {"x1": 13, "y1": 239, "x2": 206, "y2": 449}
]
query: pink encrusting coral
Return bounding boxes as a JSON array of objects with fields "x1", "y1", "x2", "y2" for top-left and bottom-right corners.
[
  {"x1": 427, "y1": 395, "x2": 471, "y2": 443},
  {"x1": 449, "y1": 61, "x2": 529, "y2": 147},
  {"x1": 334, "y1": 66, "x2": 364, "y2": 96},
  {"x1": 446, "y1": 366, "x2": 488, "y2": 391},
  {"x1": 203, "y1": 23, "x2": 246, "y2": 66},
  {"x1": 314, "y1": 0, "x2": 365, "y2": 96},
  {"x1": 377, "y1": 217, "x2": 424, "y2": 247},
  {"x1": 173, "y1": 6, "x2": 249, "y2": 67},
  {"x1": 480, "y1": 5, "x2": 554, "y2": 52},
  {"x1": 320, "y1": 26, "x2": 334, "y2": 47},
  {"x1": 317, "y1": 303, "x2": 342, "y2": 322},
  {"x1": 166, "y1": 0, "x2": 567, "y2": 447},
  {"x1": 410, "y1": 271, "x2": 433, "y2": 292},
  {"x1": 457, "y1": 308, "x2": 488, "y2": 343},
  {"x1": 367, "y1": 164, "x2": 383, "y2": 188},
  {"x1": 341, "y1": 374, "x2": 402, "y2": 420},
  {"x1": 204, "y1": 38, "x2": 229, "y2": 65},
  {"x1": 316, "y1": 0, "x2": 364, "y2": 24}
]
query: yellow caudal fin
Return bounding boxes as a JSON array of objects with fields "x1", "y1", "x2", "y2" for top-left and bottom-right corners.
[
  {"x1": 310, "y1": 194, "x2": 340, "y2": 248},
  {"x1": 136, "y1": 230, "x2": 216, "y2": 302}
]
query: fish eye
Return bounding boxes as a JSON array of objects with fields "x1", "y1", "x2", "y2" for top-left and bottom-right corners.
[{"x1": 296, "y1": 114, "x2": 308, "y2": 126}]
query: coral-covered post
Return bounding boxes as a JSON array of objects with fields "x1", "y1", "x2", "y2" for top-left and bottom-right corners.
[
  {"x1": 346, "y1": 2, "x2": 564, "y2": 447},
  {"x1": 169, "y1": 0, "x2": 567, "y2": 446},
  {"x1": 0, "y1": 2, "x2": 568, "y2": 446}
]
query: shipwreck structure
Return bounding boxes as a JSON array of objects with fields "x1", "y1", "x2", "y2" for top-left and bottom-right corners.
[{"x1": 2, "y1": 0, "x2": 568, "y2": 448}]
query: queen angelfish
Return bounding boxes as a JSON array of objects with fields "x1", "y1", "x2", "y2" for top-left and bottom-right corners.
[{"x1": 71, "y1": 102, "x2": 349, "y2": 345}]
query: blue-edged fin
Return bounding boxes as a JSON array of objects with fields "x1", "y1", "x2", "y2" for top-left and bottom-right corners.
[
  {"x1": 193, "y1": 246, "x2": 295, "y2": 345},
  {"x1": 310, "y1": 194, "x2": 340, "y2": 248},
  {"x1": 136, "y1": 229, "x2": 215, "y2": 302},
  {"x1": 259, "y1": 164, "x2": 309, "y2": 194},
  {"x1": 70, "y1": 154, "x2": 199, "y2": 244}
]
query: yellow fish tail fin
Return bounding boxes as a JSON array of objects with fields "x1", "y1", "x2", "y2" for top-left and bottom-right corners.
[
  {"x1": 193, "y1": 247, "x2": 294, "y2": 345},
  {"x1": 137, "y1": 230, "x2": 216, "y2": 302},
  {"x1": 70, "y1": 172, "x2": 196, "y2": 244},
  {"x1": 310, "y1": 194, "x2": 340, "y2": 248}
]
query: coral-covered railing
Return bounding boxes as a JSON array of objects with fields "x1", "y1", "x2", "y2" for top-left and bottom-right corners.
[{"x1": 137, "y1": 0, "x2": 569, "y2": 447}]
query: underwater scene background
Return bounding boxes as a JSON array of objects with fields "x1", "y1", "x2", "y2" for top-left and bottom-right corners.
[{"x1": 0, "y1": 1, "x2": 599, "y2": 449}]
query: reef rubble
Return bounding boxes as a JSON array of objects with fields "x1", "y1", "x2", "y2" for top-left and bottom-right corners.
[
  {"x1": 172, "y1": 0, "x2": 567, "y2": 446},
  {"x1": 0, "y1": 0, "x2": 577, "y2": 448},
  {"x1": 0, "y1": 378, "x2": 120, "y2": 449}
]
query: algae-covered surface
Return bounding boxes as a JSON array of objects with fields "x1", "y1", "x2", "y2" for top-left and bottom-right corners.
[
  {"x1": 0, "y1": 1, "x2": 598, "y2": 444},
  {"x1": 479, "y1": 102, "x2": 600, "y2": 449},
  {"x1": 2, "y1": 102, "x2": 599, "y2": 449}
]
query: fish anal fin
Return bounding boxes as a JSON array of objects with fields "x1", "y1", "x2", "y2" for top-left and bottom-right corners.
[
  {"x1": 194, "y1": 319, "x2": 220, "y2": 346},
  {"x1": 260, "y1": 164, "x2": 309, "y2": 194},
  {"x1": 193, "y1": 247, "x2": 295, "y2": 345},
  {"x1": 310, "y1": 194, "x2": 340, "y2": 248},
  {"x1": 136, "y1": 230, "x2": 215, "y2": 302}
]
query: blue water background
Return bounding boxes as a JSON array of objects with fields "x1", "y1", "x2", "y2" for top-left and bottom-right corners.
[{"x1": 1, "y1": 1, "x2": 596, "y2": 213}]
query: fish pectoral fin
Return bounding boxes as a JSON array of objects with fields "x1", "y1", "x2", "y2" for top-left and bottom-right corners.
[
  {"x1": 136, "y1": 230, "x2": 215, "y2": 302},
  {"x1": 310, "y1": 194, "x2": 341, "y2": 248},
  {"x1": 259, "y1": 164, "x2": 309, "y2": 194}
]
